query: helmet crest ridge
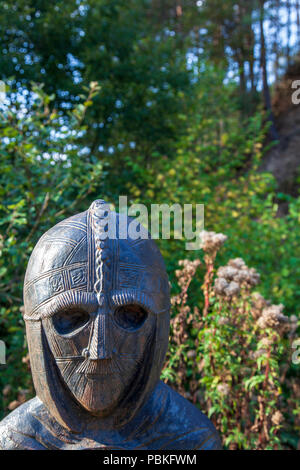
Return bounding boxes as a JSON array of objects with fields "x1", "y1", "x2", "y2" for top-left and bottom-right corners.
[{"x1": 89, "y1": 199, "x2": 111, "y2": 306}]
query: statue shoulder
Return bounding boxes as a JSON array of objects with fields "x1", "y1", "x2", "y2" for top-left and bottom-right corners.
[
  {"x1": 155, "y1": 381, "x2": 222, "y2": 450},
  {"x1": 0, "y1": 397, "x2": 47, "y2": 450}
]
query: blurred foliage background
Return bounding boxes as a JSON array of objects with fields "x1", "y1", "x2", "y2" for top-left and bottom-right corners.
[{"x1": 0, "y1": 0, "x2": 299, "y2": 449}]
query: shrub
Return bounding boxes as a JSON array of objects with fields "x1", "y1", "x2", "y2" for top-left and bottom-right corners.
[{"x1": 162, "y1": 231, "x2": 300, "y2": 450}]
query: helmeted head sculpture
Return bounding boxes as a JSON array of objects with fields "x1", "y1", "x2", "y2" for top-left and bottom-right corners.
[
  {"x1": 0, "y1": 199, "x2": 221, "y2": 450},
  {"x1": 23, "y1": 200, "x2": 170, "y2": 431}
]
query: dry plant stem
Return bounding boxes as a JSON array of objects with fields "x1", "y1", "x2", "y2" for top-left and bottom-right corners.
[{"x1": 203, "y1": 256, "x2": 215, "y2": 317}]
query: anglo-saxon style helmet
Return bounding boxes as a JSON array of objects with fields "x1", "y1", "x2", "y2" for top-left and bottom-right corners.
[{"x1": 23, "y1": 200, "x2": 170, "y2": 432}]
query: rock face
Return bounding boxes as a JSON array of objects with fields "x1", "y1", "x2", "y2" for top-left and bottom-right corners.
[
  {"x1": 261, "y1": 57, "x2": 300, "y2": 209},
  {"x1": 261, "y1": 106, "x2": 300, "y2": 196},
  {"x1": 0, "y1": 200, "x2": 221, "y2": 450}
]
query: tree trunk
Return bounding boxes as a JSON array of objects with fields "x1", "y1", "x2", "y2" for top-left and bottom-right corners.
[
  {"x1": 286, "y1": 0, "x2": 291, "y2": 68},
  {"x1": 273, "y1": 0, "x2": 281, "y2": 83},
  {"x1": 296, "y1": 0, "x2": 300, "y2": 50},
  {"x1": 259, "y1": 0, "x2": 279, "y2": 141}
]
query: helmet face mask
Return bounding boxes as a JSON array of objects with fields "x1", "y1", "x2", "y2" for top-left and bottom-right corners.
[{"x1": 42, "y1": 301, "x2": 156, "y2": 416}]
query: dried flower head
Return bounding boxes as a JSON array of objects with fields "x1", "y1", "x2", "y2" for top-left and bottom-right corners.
[
  {"x1": 175, "y1": 259, "x2": 201, "y2": 288},
  {"x1": 225, "y1": 281, "x2": 240, "y2": 298},
  {"x1": 214, "y1": 276, "x2": 240, "y2": 299},
  {"x1": 257, "y1": 304, "x2": 289, "y2": 333},
  {"x1": 214, "y1": 277, "x2": 228, "y2": 294},
  {"x1": 228, "y1": 258, "x2": 246, "y2": 270},
  {"x1": 199, "y1": 230, "x2": 227, "y2": 254},
  {"x1": 216, "y1": 259, "x2": 260, "y2": 291},
  {"x1": 217, "y1": 266, "x2": 239, "y2": 280}
]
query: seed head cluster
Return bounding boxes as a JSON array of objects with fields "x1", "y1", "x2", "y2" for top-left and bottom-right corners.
[
  {"x1": 199, "y1": 230, "x2": 227, "y2": 255},
  {"x1": 214, "y1": 258, "x2": 260, "y2": 299},
  {"x1": 257, "y1": 304, "x2": 289, "y2": 333}
]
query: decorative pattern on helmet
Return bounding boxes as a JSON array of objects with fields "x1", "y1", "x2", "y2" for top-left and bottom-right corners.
[{"x1": 88, "y1": 199, "x2": 111, "y2": 307}]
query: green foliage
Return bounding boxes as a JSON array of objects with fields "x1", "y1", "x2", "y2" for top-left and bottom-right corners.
[{"x1": 0, "y1": 0, "x2": 195, "y2": 161}]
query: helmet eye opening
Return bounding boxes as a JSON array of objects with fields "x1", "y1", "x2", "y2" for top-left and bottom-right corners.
[
  {"x1": 52, "y1": 309, "x2": 90, "y2": 336},
  {"x1": 113, "y1": 304, "x2": 148, "y2": 331}
]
